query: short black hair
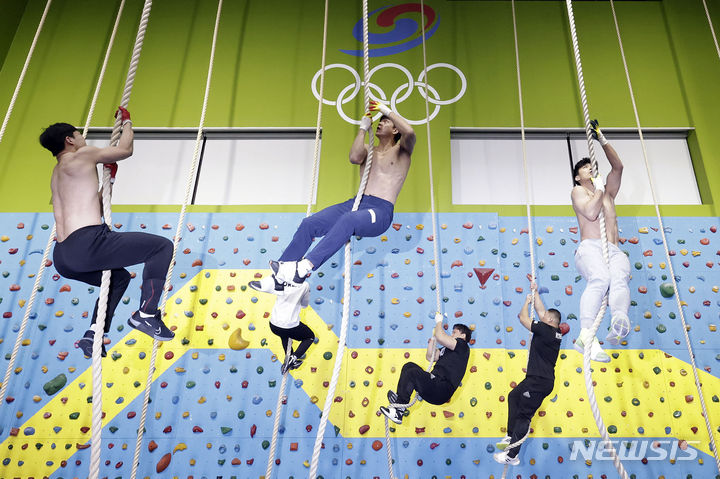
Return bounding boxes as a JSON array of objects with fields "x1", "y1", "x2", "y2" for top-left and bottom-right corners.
[
  {"x1": 39, "y1": 123, "x2": 78, "y2": 156},
  {"x1": 572, "y1": 158, "x2": 592, "y2": 186},
  {"x1": 380, "y1": 114, "x2": 401, "y2": 143},
  {"x1": 453, "y1": 323, "x2": 472, "y2": 341},
  {"x1": 546, "y1": 308, "x2": 561, "y2": 325}
]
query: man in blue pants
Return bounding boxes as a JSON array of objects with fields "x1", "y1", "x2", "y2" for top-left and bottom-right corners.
[{"x1": 250, "y1": 100, "x2": 415, "y2": 294}]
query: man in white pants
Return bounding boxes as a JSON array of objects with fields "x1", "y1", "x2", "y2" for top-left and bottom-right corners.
[{"x1": 571, "y1": 120, "x2": 631, "y2": 363}]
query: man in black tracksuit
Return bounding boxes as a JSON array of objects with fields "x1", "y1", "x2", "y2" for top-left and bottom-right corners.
[
  {"x1": 379, "y1": 314, "x2": 471, "y2": 424},
  {"x1": 494, "y1": 283, "x2": 563, "y2": 465}
]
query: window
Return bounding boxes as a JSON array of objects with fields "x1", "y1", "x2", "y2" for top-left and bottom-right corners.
[
  {"x1": 451, "y1": 128, "x2": 699, "y2": 205},
  {"x1": 88, "y1": 128, "x2": 320, "y2": 205}
]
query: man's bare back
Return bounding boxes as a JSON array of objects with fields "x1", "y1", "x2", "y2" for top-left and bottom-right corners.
[{"x1": 50, "y1": 125, "x2": 133, "y2": 242}]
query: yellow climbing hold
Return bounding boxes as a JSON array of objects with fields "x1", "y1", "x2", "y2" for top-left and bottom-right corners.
[
  {"x1": 175, "y1": 367, "x2": 186, "y2": 373},
  {"x1": 41, "y1": 365, "x2": 48, "y2": 373},
  {"x1": 655, "y1": 301, "x2": 662, "y2": 307},
  {"x1": 680, "y1": 249, "x2": 688, "y2": 256},
  {"x1": 713, "y1": 286, "x2": 719, "y2": 293},
  {"x1": 55, "y1": 311, "x2": 64, "y2": 317},
  {"x1": 454, "y1": 237, "x2": 461, "y2": 243},
  {"x1": 689, "y1": 286, "x2": 696, "y2": 293},
  {"x1": 218, "y1": 353, "x2": 225, "y2": 361},
  {"x1": 381, "y1": 235, "x2": 387, "y2": 242},
  {"x1": 222, "y1": 323, "x2": 230, "y2": 330},
  {"x1": 304, "y1": 460, "x2": 310, "y2": 468},
  {"x1": 18, "y1": 299, "x2": 25, "y2": 307},
  {"x1": 416, "y1": 224, "x2": 424, "y2": 230},
  {"x1": 536, "y1": 238, "x2": 543, "y2": 246},
  {"x1": 266, "y1": 410, "x2": 272, "y2": 417},
  {"x1": 191, "y1": 352, "x2": 199, "y2": 359},
  {"x1": 183, "y1": 411, "x2": 190, "y2": 418},
  {"x1": 506, "y1": 326, "x2": 513, "y2": 333},
  {"x1": 638, "y1": 227, "x2": 648, "y2": 234},
  {"x1": 68, "y1": 367, "x2": 75, "y2": 373},
  {"x1": 21, "y1": 339, "x2": 30, "y2": 346},
  {"x1": 391, "y1": 298, "x2": 400, "y2": 305},
  {"x1": 404, "y1": 259, "x2": 411, "y2": 265},
  {"x1": 644, "y1": 311, "x2": 652, "y2": 319},
  {"x1": 198, "y1": 397, "x2": 206, "y2": 404},
  {"x1": 499, "y1": 227, "x2": 506, "y2": 233},
  {"x1": 692, "y1": 250, "x2": 700, "y2": 257},
  {"x1": 441, "y1": 224, "x2": 447, "y2": 229},
  {"x1": 403, "y1": 312, "x2": 411, "y2": 318},
  {"x1": 367, "y1": 273, "x2": 374, "y2": 278},
  {"x1": 190, "y1": 459, "x2": 196, "y2": 466},
  {"x1": 33, "y1": 395, "x2": 41, "y2": 403},
  {"x1": 174, "y1": 443, "x2": 187, "y2": 453},
  {"x1": 546, "y1": 226, "x2": 553, "y2": 233},
  {"x1": 511, "y1": 238, "x2": 518, "y2": 245},
  {"x1": 659, "y1": 262, "x2": 666, "y2": 269},
  {"x1": 293, "y1": 410, "x2": 300, "y2": 418},
  {"x1": 180, "y1": 272, "x2": 187, "y2": 279},
  {"x1": 155, "y1": 412, "x2": 162, "y2": 419},
  {"x1": 647, "y1": 262, "x2": 653, "y2": 268},
  {"x1": 709, "y1": 324, "x2": 717, "y2": 332},
  {"x1": 310, "y1": 395, "x2": 319, "y2": 404},
  {"x1": 478, "y1": 260, "x2": 486, "y2": 266},
  {"x1": 228, "y1": 328, "x2": 250, "y2": 350},
  {"x1": 0, "y1": 235, "x2": 8, "y2": 242}
]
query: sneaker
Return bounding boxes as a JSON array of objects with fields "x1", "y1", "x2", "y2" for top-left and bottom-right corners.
[
  {"x1": 77, "y1": 330, "x2": 107, "y2": 358},
  {"x1": 606, "y1": 313, "x2": 631, "y2": 346},
  {"x1": 380, "y1": 406, "x2": 403, "y2": 425},
  {"x1": 128, "y1": 311, "x2": 175, "y2": 341},
  {"x1": 248, "y1": 275, "x2": 285, "y2": 295},
  {"x1": 288, "y1": 356, "x2": 303, "y2": 371},
  {"x1": 280, "y1": 354, "x2": 295, "y2": 375},
  {"x1": 495, "y1": 435, "x2": 512, "y2": 451},
  {"x1": 271, "y1": 260, "x2": 309, "y2": 285},
  {"x1": 387, "y1": 389, "x2": 398, "y2": 405},
  {"x1": 493, "y1": 450, "x2": 519, "y2": 466},
  {"x1": 574, "y1": 328, "x2": 610, "y2": 363}
]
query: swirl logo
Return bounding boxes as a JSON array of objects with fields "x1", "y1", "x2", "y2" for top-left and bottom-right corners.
[{"x1": 340, "y1": 3, "x2": 440, "y2": 58}]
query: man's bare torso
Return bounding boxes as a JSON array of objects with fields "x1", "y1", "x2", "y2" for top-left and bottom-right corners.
[
  {"x1": 52, "y1": 151, "x2": 103, "y2": 242},
  {"x1": 360, "y1": 143, "x2": 411, "y2": 204},
  {"x1": 572, "y1": 185, "x2": 620, "y2": 245}
]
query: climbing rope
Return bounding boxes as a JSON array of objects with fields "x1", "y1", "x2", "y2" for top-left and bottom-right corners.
[
  {"x1": 701, "y1": 0, "x2": 720, "y2": 62},
  {"x1": 264, "y1": 1, "x2": 330, "y2": 477},
  {"x1": 564, "y1": 1, "x2": 629, "y2": 478},
  {"x1": 308, "y1": 0, "x2": 376, "y2": 475},
  {"x1": 0, "y1": 0, "x2": 55, "y2": 408},
  {"x1": 609, "y1": 0, "x2": 720, "y2": 473},
  {"x1": 499, "y1": 2, "x2": 536, "y2": 476},
  {"x1": 0, "y1": 0, "x2": 53, "y2": 146},
  {"x1": 381, "y1": 2, "x2": 443, "y2": 477},
  {"x1": 128, "y1": 1, "x2": 222, "y2": 478}
]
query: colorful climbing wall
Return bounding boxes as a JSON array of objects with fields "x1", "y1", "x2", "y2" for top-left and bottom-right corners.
[{"x1": 0, "y1": 212, "x2": 719, "y2": 478}]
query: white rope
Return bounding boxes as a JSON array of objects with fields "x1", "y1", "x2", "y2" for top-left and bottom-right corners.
[
  {"x1": 701, "y1": 0, "x2": 720, "y2": 62},
  {"x1": 308, "y1": 0, "x2": 376, "y2": 475},
  {"x1": 265, "y1": 4, "x2": 330, "y2": 477},
  {"x1": 91, "y1": 1, "x2": 154, "y2": 478},
  {"x1": 0, "y1": 0, "x2": 55, "y2": 407},
  {"x1": 0, "y1": 0, "x2": 53, "y2": 146},
  {"x1": 564, "y1": 2, "x2": 628, "y2": 478},
  {"x1": 609, "y1": 0, "x2": 720, "y2": 473},
  {"x1": 500, "y1": 3, "x2": 536, "y2": 476},
  {"x1": 129, "y1": 1, "x2": 222, "y2": 477},
  {"x1": 381, "y1": 2, "x2": 441, "y2": 477}
]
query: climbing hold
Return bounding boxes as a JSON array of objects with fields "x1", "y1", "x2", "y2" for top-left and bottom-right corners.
[
  {"x1": 660, "y1": 283, "x2": 675, "y2": 298},
  {"x1": 156, "y1": 452, "x2": 171, "y2": 473},
  {"x1": 228, "y1": 328, "x2": 250, "y2": 350}
]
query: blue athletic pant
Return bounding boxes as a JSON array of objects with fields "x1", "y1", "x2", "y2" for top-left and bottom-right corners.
[
  {"x1": 279, "y1": 195, "x2": 394, "y2": 269},
  {"x1": 53, "y1": 224, "x2": 173, "y2": 333}
]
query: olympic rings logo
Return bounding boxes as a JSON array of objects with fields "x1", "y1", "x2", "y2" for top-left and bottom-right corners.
[{"x1": 310, "y1": 63, "x2": 467, "y2": 126}]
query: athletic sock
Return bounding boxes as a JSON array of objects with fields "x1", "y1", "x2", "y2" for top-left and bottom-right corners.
[{"x1": 139, "y1": 311, "x2": 154, "y2": 319}]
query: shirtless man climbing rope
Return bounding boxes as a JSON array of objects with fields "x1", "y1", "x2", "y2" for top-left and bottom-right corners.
[
  {"x1": 249, "y1": 100, "x2": 416, "y2": 294},
  {"x1": 40, "y1": 107, "x2": 174, "y2": 358},
  {"x1": 571, "y1": 120, "x2": 630, "y2": 363}
]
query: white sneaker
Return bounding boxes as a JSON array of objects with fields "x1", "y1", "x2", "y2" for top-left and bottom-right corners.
[
  {"x1": 574, "y1": 328, "x2": 610, "y2": 363},
  {"x1": 379, "y1": 406, "x2": 403, "y2": 425},
  {"x1": 248, "y1": 275, "x2": 284, "y2": 295},
  {"x1": 495, "y1": 435, "x2": 512, "y2": 450},
  {"x1": 606, "y1": 313, "x2": 631, "y2": 345},
  {"x1": 493, "y1": 450, "x2": 519, "y2": 466}
]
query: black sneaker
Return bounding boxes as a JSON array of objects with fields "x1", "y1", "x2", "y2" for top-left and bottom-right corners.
[
  {"x1": 288, "y1": 356, "x2": 303, "y2": 371},
  {"x1": 387, "y1": 389, "x2": 398, "y2": 405},
  {"x1": 128, "y1": 311, "x2": 175, "y2": 341},
  {"x1": 77, "y1": 330, "x2": 107, "y2": 358},
  {"x1": 280, "y1": 354, "x2": 295, "y2": 375},
  {"x1": 380, "y1": 406, "x2": 403, "y2": 425}
]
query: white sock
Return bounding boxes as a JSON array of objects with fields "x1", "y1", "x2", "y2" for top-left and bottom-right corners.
[{"x1": 297, "y1": 259, "x2": 313, "y2": 277}]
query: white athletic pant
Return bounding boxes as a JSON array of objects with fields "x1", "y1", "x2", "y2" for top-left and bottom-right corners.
[{"x1": 574, "y1": 239, "x2": 631, "y2": 330}]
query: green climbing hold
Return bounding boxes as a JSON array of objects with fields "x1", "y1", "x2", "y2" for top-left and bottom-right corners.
[
  {"x1": 262, "y1": 440, "x2": 270, "y2": 449},
  {"x1": 237, "y1": 411, "x2": 245, "y2": 419},
  {"x1": 550, "y1": 274, "x2": 559, "y2": 281},
  {"x1": 553, "y1": 426, "x2": 562, "y2": 433},
  {"x1": 660, "y1": 283, "x2": 675, "y2": 298},
  {"x1": 109, "y1": 426, "x2": 118, "y2": 433},
  {"x1": 653, "y1": 366, "x2": 661, "y2": 375},
  {"x1": 669, "y1": 312, "x2": 676, "y2": 319},
  {"x1": 199, "y1": 298, "x2": 208, "y2": 305},
  {"x1": 470, "y1": 397, "x2": 477, "y2": 407},
  {"x1": 269, "y1": 380, "x2": 276, "y2": 387},
  {"x1": 632, "y1": 398, "x2": 640, "y2": 406},
  {"x1": 484, "y1": 382, "x2": 492, "y2": 390},
  {"x1": 69, "y1": 412, "x2": 79, "y2": 420},
  {"x1": 634, "y1": 262, "x2": 643, "y2": 270},
  {"x1": 508, "y1": 351, "x2": 515, "y2": 359},
  {"x1": 673, "y1": 410, "x2": 682, "y2": 418},
  {"x1": 186, "y1": 381, "x2": 196, "y2": 388},
  {"x1": 608, "y1": 425, "x2": 617, "y2": 434},
  {"x1": 43, "y1": 374, "x2": 67, "y2": 396},
  {"x1": 323, "y1": 351, "x2": 333, "y2": 360},
  {"x1": 221, "y1": 427, "x2": 232, "y2": 435},
  {"x1": 604, "y1": 396, "x2": 612, "y2": 403},
  {"x1": 256, "y1": 366, "x2": 264, "y2": 374},
  {"x1": 542, "y1": 442, "x2": 549, "y2": 450},
  {"x1": 656, "y1": 324, "x2": 667, "y2": 333}
]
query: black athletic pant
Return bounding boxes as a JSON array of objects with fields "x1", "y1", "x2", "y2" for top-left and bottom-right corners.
[
  {"x1": 269, "y1": 322, "x2": 315, "y2": 359},
  {"x1": 53, "y1": 224, "x2": 173, "y2": 333},
  {"x1": 506, "y1": 375, "x2": 554, "y2": 458},
  {"x1": 396, "y1": 362, "x2": 455, "y2": 406}
]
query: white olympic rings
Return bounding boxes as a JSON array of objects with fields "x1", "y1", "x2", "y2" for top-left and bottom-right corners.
[{"x1": 310, "y1": 62, "x2": 467, "y2": 126}]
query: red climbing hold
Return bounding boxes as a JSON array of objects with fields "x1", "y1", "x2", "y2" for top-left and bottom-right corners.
[
  {"x1": 392, "y1": 223, "x2": 402, "y2": 231},
  {"x1": 473, "y1": 268, "x2": 494, "y2": 287}
]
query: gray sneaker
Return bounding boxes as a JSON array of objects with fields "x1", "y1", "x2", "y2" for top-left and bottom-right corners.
[{"x1": 128, "y1": 311, "x2": 174, "y2": 341}]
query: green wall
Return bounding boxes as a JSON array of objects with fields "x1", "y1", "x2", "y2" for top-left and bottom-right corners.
[{"x1": 0, "y1": 0, "x2": 719, "y2": 215}]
